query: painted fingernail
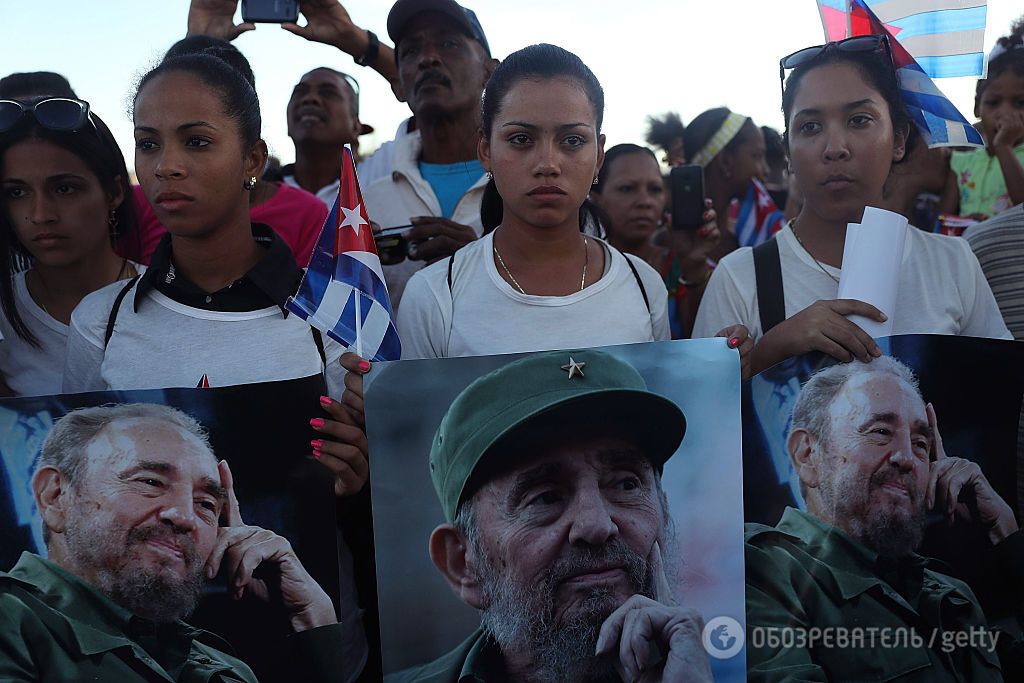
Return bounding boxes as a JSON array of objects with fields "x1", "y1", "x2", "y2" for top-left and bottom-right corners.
[
  {"x1": 728, "y1": 337, "x2": 740, "y2": 348},
  {"x1": 312, "y1": 449, "x2": 323, "y2": 460},
  {"x1": 358, "y1": 360, "x2": 371, "y2": 373},
  {"x1": 310, "y1": 418, "x2": 325, "y2": 429},
  {"x1": 703, "y1": 210, "x2": 713, "y2": 220},
  {"x1": 319, "y1": 395, "x2": 332, "y2": 406},
  {"x1": 311, "y1": 439, "x2": 324, "y2": 449}
]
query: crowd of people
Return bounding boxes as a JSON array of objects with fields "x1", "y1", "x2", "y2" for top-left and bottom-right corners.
[{"x1": 2, "y1": 0, "x2": 1024, "y2": 680}]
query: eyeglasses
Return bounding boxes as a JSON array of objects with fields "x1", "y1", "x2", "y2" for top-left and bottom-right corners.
[
  {"x1": 0, "y1": 97, "x2": 97, "y2": 134},
  {"x1": 778, "y1": 35, "x2": 894, "y2": 100}
]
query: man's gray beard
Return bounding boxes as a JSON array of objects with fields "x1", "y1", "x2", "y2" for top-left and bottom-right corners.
[
  {"x1": 819, "y1": 468, "x2": 927, "y2": 558},
  {"x1": 63, "y1": 515, "x2": 205, "y2": 624},
  {"x1": 476, "y1": 540, "x2": 654, "y2": 683}
]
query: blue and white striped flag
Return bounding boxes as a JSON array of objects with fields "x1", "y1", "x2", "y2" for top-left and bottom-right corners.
[{"x1": 818, "y1": 0, "x2": 988, "y2": 78}]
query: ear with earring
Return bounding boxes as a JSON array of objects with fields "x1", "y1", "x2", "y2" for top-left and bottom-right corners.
[
  {"x1": 243, "y1": 176, "x2": 257, "y2": 190},
  {"x1": 108, "y1": 210, "x2": 120, "y2": 238}
]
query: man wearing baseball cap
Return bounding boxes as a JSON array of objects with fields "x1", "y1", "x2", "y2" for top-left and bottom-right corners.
[
  {"x1": 388, "y1": 350, "x2": 713, "y2": 683},
  {"x1": 363, "y1": 0, "x2": 498, "y2": 308}
]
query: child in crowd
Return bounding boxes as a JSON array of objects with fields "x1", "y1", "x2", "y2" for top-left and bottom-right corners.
[{"x1": 940, "y1": 18, "x2": 1024, "y2": 220}]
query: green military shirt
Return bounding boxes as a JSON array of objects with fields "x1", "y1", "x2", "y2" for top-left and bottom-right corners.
[
  {"x1": 745, "y1": 507, "x2": 1005, "y2": 682},
  {"x1": 0, "y1": 552, "x2": 259, "y2": 682},
  {"x1": 385, "y1": 628, "x2": 507, "y2": 683}
]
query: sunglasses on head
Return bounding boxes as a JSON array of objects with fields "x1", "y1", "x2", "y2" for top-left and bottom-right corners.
[
  {"x1": 0, "y1": 97, "x2": 97, "y2": 134},
  {"x1": 779, "y1": 34, "x2": 894, "y2": 100}
]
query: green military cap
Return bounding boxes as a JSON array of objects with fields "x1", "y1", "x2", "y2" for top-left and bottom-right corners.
[{"x1": 429, "y1": 349, "x2": 686, "y2": 522}]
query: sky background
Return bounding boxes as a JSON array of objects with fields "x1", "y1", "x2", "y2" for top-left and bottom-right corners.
[{"x1": 3, "y1": 1, "x2": 1021, "y2": 177}]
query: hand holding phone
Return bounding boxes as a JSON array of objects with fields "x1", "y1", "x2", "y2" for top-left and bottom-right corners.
[
  {"x1": 241, "y1": 0, "x2": 299, "y2": 23},
  {"x1": 670, "y1": 165, "x2": 705, "y2": 231}
]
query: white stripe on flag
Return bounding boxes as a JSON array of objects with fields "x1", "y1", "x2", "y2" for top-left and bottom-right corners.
[
  {"x1": 347, "y1": 250, "x2": 388, "y2": 288},
  {"x1": 356, "y1": 298, "x2": 393, "y2": 358},
  {"x1": 311, "y1": 280, "x2": 354, "y2": 331},
  {"x1": 900, "y1": 29, "x2": 985, "y2": 57},
  {"x1": 867, "y1": 0, "x2": 985, "y2": 22},
  {"x1": 944, "y1": 118, "x2": 970, "y2": 146}
]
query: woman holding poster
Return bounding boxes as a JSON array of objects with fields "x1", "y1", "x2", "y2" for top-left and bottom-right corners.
[
  {"x1": 692, "y1": 35, "x2": 1010, "y2": 374},
  {"x1": 58, "y1": 45, "x2": 370, "y2": 679}
]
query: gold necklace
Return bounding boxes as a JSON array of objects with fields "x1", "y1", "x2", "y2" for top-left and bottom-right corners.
[
  {"x1": 493, "y1": 236, "x2": 589, "y2": 295},
  {"x1": 790, "y1": 219, "x2": 840, "y2": 285}
]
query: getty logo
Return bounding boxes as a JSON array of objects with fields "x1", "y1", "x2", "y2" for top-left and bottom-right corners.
[{"x1": 702, "y1": 616, "x2": 745, "y2": 659}]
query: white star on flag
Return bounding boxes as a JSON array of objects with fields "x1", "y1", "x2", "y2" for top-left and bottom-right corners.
[{"x1": 340, "y1": 203, "x2": 369, "y2": 236}]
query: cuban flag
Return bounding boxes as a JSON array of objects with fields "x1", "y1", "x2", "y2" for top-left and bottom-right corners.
[
  {"x1": 735, "y1": 179, "x2": 786, "y2": 248},
  {"x1": 286, "y1": 145, "x2": 402, "y2": 361},
  {"x1": 818, "y1": 0, "x2": 988, "y2": 78},
  {"x1": 846, "y1": 0, "x2": 985, "y2": 148}
]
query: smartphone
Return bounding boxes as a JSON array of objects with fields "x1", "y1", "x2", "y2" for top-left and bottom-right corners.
[
  {"x1": 670, "y1": 165, "x2": 705, "y2": 230},
  {"x1": 373, "y1": 226, "x2": 410, "y2": 263},
  {"x1": 241, "y1": 0, "x2": 299, "y2": 23}
]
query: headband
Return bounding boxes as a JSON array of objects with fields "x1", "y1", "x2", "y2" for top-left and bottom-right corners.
[{"x1": 689, "y1": 112, "x2": 748, "y2": 168}]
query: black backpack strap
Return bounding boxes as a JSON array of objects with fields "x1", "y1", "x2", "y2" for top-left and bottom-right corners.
[
  {"x1": 752, "y1": 238, "x2": 785, "y2": 335},
  {"x1": 103, "y1": 275, "x2": 142, "y2": 348},
  {"x1": 311, "y1": 328, "x2": 327, "y2": 365},
  {"x1": 616, "y1": 248, "x2": 651, "y2": 314}
]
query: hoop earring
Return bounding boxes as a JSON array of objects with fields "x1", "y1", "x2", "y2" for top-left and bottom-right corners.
[
  {"x1": 592, "y1": 176, "x2": 599, "y2": 186},
  {"x1": 244, "y1": 176, "x2": 257, "y2": 190}
]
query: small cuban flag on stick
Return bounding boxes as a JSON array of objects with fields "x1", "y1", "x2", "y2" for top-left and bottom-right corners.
[{"x1": 286, "y1": 145, "x2": 402, "y2": 361}]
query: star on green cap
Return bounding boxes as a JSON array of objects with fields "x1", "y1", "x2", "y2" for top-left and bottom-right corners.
[{"x1": 429, "y1": 349, "x2": 686, "y2": 522}]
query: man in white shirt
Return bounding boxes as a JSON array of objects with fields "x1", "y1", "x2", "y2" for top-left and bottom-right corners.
[{"x1": 362, "y1": 0, "x2": 498, "y2": 307}]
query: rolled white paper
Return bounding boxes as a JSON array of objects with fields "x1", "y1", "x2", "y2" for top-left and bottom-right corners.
[{"x1": 836, "y1": 206, "x2": 908, "y2": 338}]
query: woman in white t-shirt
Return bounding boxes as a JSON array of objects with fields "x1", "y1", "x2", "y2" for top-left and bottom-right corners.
[
  {"x1": 62, "y1": 49, "x2": 368, "y2": 502},
  {"x1": 335, "y1": 46, "x2": 752, "y2": 448},
  {"x1": 0, "y1": 100, "x2": 140, "y2": 396},
  {"x1": 693, "y1": 35, "x2": 1010, "y2": 374},
  {"x1": 396, "y1": 43, "x2": 749, "y2": 362}
]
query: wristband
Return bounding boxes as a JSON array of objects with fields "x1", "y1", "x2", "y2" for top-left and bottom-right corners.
[{"x1": 355, "y1": 30, "x2": 380, "y2": 67}]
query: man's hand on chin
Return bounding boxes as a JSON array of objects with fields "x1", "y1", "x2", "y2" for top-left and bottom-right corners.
[{"x1": 593, "y1": 542, "x2": 714, "y2": 682}]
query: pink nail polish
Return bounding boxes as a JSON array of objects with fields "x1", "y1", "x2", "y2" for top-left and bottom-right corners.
[
  {"x1": 728, "y1": 337, "x2": 740, "y2": 348},
  {"x1": 310, "y1": 418, "x2": 325, "y2": 429},
  {"x1": 319, "y1": 395, "x2": 332, "y2": 406},
  {"x1": 312, "y1": 449, "x2": 322, "y2": 459},
  {"x1": 311, "y1": 439, "x2": 323, "y2": 449},
  {"x1": 358, "y1": 360, "x2": 371, "y2": 373}
]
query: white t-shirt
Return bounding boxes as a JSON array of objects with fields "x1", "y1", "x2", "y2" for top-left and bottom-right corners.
[
  {"x1": 0, "y1": 271, "x2": 69, "y2": 396},
  {"x1": 693, "y1": 223, "x2": 1011, "y2": 342},
  {"x1": 397, "y1": 231, "x2": 671, "y2": 359},
  {"x1": 63, "y1": 281, "x2": 345, "y2": 395},
  {"x1": 1, "y1": 268, "x2": 143, "y2": 397}
]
